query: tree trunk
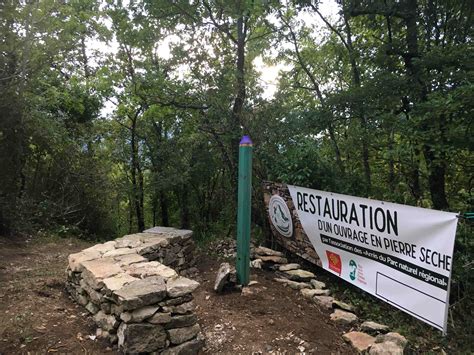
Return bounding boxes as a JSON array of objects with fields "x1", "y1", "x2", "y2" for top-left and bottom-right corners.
[
  {"x1": 388, "y1": 129, "x2": 395, "y2": 192},
  {"x1": 403, "y1": 0, "x2": 448, "y2": 209},
  {"x1": 423, "y1": 146, "x2": 449, "y2": 209},
  {"x1": 230, "y1": 11, "x2": 246, "y2": 197},
  {"x1": 128, "y1": 197, "x2": 133, "y2": 233},
  {"x1": 178, "y1": 185, "x2": 190, "y2": 229},
  {"x1": 160, "y1": 191, "x2": 169, "y2": 227},
  {"x1": 130, "y1": 114, "x2": 145, "y2": 232},
  {"x1": 341, "y1": 7, "x2": 371, "y2": 194}
]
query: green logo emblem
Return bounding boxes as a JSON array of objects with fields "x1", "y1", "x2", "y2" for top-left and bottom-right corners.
[{"x1": 349, "y1": 259, "x2": 357, "y2": 281}]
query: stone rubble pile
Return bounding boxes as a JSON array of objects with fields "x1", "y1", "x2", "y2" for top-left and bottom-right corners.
[
  {"x1": 250, "y1": 244, "x2": 408, "y2": 354},
  {"x1": 66, "y1": 227, "x2": 203, "y2": 354},
  {"x1": 208, "y1": 238, "x2": 244, "y2": 259}
]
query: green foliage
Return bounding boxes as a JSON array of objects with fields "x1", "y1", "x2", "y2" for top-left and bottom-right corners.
[{"x1": 0, "y1": 1, "x2": 472, "y2": 349}]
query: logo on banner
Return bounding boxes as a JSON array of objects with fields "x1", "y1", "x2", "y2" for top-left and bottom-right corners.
[
  {"x1": 349, "y1": 259, "x2": 357, "y2": 280},
  {"x1": 269, "y1": 195, "x2": 293, "y2": 237},
  {"x1": 326, "y1": 250, "x2": 342, "y2": 275}
]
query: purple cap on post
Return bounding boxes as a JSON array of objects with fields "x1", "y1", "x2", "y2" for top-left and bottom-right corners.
[{"x1": 239, "y1": 135, "x2": 253, "y2": 146}]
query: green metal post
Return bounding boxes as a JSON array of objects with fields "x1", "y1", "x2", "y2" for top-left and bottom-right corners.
[{"x1": 236, "y1": 135, "x2": 253, "y2": 286}]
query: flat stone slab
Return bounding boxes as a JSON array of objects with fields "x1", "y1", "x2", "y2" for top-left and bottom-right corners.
[
  {"x1": 121, "y1": 305, "x2": 159, "y2": 323},
  {"x1": 162, "y1": 300, "x2": 195, "y2": 315},
  {"x1": 148, "y1": 312, "x2": 172, "y2": 325},
  {"x1": 167, "y1": 277, "x2": 200, "y2": 298},
  {"x1": 278, "y1": 263, "x2": 300, "y2": 271},
  {"x1": 330, "y1": 309, "x2": 358, "y2": 325},
  {"x1": 114, "y1": 276, "x2": 167, "y2": 310},
  {"x1": 259, "y1": 255, "x2": 288, "y2": 264},
  {"x1": 82, "y1": 241, "x2": 117, "y2": 254},
  {"x1": 361, "y1": 321, "x2": 389, "y2": 333},
  {"x1": 81, "y1": 258, "x2": 123, "y2": 289},
  {"x1": 313, "y1": 296, "x2": 334, "y2": 309},
  {"x1": 167, "y1": 324, "x2": 200, "y2": 345},
  {"x1": 375, "y1": 332, "x2": 407, "y2": 348},
  {"x1": 102, "y1": 273, "x2": 139, "y2": 293},
  {"x1": 113, "y1": 253, "x2": 147, "y2": 267},
  {"x1": 300, "y1": 288, "x2": 319, "y2": 299},
  {"x1": 343, "y1": 332, "x2": 376, "y2": 353},
  {"x1": 368, "y1": 341, "x2": 404, "y2": 355},
  {"x1": 274, "y1": 278, "x2": 311, "y2": 290},
  {"x1": 102, "y1": 248, "x2": 138, "y2": 258},
  {"x1": 254, "y1": 246, "x2": 284, "y2": 257},
  {"x1": 310, "y1": 279, "x2": 326, "y2": 290},
  {"x1": 135, "y1": 237, "x2": 171, "y2": 255},
  {"x1": 115, "y1": 234, "x2": 144, "y2": 249},
  {"x1": 93, "y1": 310, "x2": 119, "y2": 331},
  {"x1": 161, "y1": 337, "x2": 203, "y2": 355},
  {"x1": 144, "y1": 226, "x2": 193, "y2": 239},
  {"x1": 300, "y1": 288, "x2": 330, "y2": 299},
  {"x1": 284, "y1": 269, "x2": 315, "y2": 281},
  {"x1": 118, "y1": 322, "x2": 167, "y2": 353},
  {"x1": 333, "y1": 300, "x2": 355, "y2": 312},
  {"x1": 125, "y1": 261, "x2": 178, "y2": 279},
  {"x1": 165, "y1": 314, "x2": 197, "y2": 329},
  {"x1": 68, "y1": 250, "x2": 102, "y2": 272}
]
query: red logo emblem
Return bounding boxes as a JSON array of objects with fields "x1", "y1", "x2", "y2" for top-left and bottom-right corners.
[{"x1": 326, "y1": 251, "x2": 342, "y2": 275}]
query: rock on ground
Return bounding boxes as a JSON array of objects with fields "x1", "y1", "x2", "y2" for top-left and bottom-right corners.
[
  {"x1": 274, "y1": 278, "x2": 311, "y2": 290},
  {"x1": 283, "y1": 269, "x2": 315, "y2": 282},
  {"x1": 250, "y1": 259, "x2": 262, "y2": 269},
  {"x1": 375, "y1": 332, "x2": 408, "y2": 348},
  {"x1": 310, "y1": 279, "x2": 326, "y2": 289},
  {"x1": 332, "y1": 300, "x2": 355, "y2": 312},
  {"x1": 330, "y1": 309, "x2": 358, "y2": 325},
  {"x1": 254, "y1": 246, "x2": 284, "y2": 257},
  {"x1": 369, "y1": 341, "x2": 404, "y2": 355},
  {"x1": 214, "y1": 262, "x2": 235, "y2": 292},
  {"x1": 360, "y1": 321, "x2": 389, "y2": 333},
  {"x1": 300, "y1": 288, "x2": 330, "y2": 299},
  {"x1": 343, "y1": 331, "x2": 376, "y2": 353},
  {"x1": 313, "y1": 296, "x2": 334, "y2": 309},
  {"x1": 259, "y1": 255, "x2": 288, "y2": 264},
  {"x1": 278, "y1": 263, "x2": 300, "y2": 271}
]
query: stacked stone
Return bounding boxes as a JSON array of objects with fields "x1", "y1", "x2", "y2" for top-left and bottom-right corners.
[
  {"x1": 66, "y1": 227, "x2": 203, "y2": 354},
  {"x1": 251, "y1": 246, "x2": 288, "y2": 269},
  {"x1": 262, "y1": 181, "x2": 321, "y2": 267},
  {"x1": 139, "y1": 226, "x2": 198, "y2": 274}
]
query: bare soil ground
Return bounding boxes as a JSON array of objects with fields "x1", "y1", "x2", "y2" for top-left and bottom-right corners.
[{"x1": 0, "y1": 235, "x2": 354, "y2": 354}]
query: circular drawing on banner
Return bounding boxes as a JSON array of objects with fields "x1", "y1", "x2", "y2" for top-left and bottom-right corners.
[{"x1": 269, "y1": 195, "x2": 293, "y2": 238}]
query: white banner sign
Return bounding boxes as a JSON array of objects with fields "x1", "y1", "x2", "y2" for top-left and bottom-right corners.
[{"x1": 286, "y1": 185, "x2": 458, "y2": 333}]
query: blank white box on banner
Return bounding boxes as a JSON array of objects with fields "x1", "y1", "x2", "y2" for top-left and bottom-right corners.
[{"x1": 375, "y1": 272, "x2": 446, "y2": 330}]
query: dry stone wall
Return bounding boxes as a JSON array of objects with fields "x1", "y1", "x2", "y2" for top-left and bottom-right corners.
[
  {"x1": 66, "y1": 227, "x2": 203, "y2": 354},
  {"x1": 263, "y1": 181, "x2": 321, "y2": 266}
]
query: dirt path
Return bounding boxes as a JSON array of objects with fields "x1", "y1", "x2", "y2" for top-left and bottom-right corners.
[
  {"x1": 0, "y1": 236, "x2": 114, "y2": 354},
  {"x1": 0, "y1": 236, "x2": 354, "y2": 354},
  {"x1": 194, "y1": 259, "x2": 354, "y2": 354}
]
